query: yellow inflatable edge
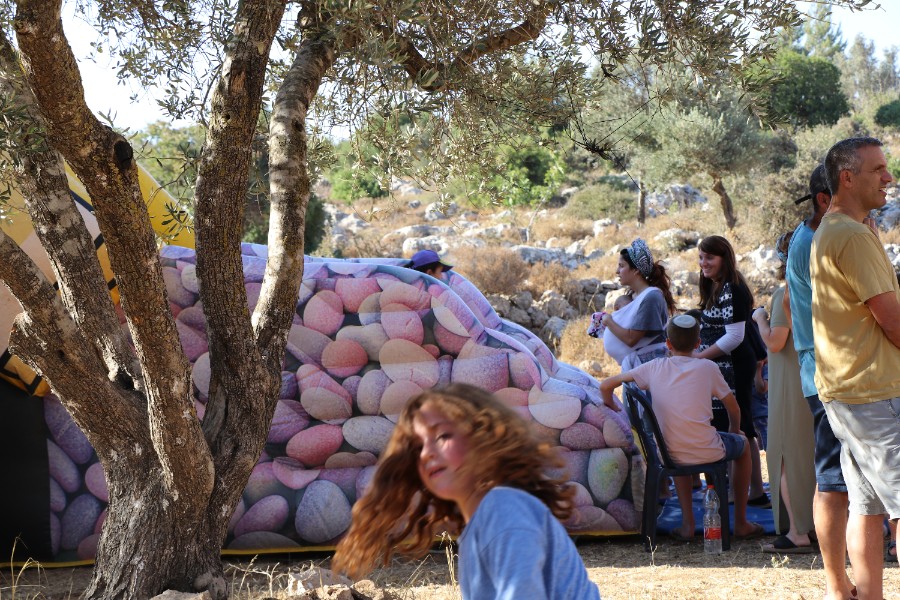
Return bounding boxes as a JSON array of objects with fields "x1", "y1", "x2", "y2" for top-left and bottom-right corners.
[{"x1": 0, "y1": 162, "x2": 195, "y2": 396}]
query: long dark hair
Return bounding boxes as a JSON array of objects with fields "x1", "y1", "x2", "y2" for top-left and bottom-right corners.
[
  {"x1": 698, "y1": 236, "x2": 754, "y2": 310},
  {"x1": 619, "y1": 249, "x2": 676, "y2": 314}
]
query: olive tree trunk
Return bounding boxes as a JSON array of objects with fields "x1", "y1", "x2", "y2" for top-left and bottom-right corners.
[
  {"x1": 711, "y1": 175, "x2": 737, "y2": 229},
  {"x1": 637, "y1": 179, "x2": 647, "y2": 225},
  {"x1": 1, "y1": 1, "x2": 551, "y2": 596},
  {"x1": 1, "y1": 0, "x2": 332, "y2": 596}
]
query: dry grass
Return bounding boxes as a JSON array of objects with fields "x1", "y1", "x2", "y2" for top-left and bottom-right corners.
[
  {"x1": 529, "y1": 213, "x2": 595, "y2": 245},
  {"x1": 451, "y1": 246, "x2": 531, "y2": 296},
  {"x1": 557, "y1": 316, "x2": 621, "y2": 379},
  {"x1": 881, "y1": 226, "x2": 900, "y2": 246},
  {"x1": 10, "y1": 536, "x2": 899, "y2": 599},
  {"x1": 524, "y1": 262, "x2": 582, "y2": 305},
  {"x1": 336, "y1": 229, "x2": 396, "y2": 259},
  {"x1": 572, "y1": 254, "x2": 620, "y2": 282}
]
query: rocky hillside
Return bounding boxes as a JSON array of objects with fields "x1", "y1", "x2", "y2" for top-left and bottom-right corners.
[{"x1": 320, "y1": 181, "x2": 900, "y2": 374}]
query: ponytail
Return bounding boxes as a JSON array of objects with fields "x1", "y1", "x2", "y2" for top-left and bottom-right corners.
[{"x1": 647, "y1": 262, "x2": 676, "y2": 315}]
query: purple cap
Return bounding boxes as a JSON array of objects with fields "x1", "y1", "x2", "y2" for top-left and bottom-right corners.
[{"x1": 408, "y1": 249, "x2": 453, "y2": 271}]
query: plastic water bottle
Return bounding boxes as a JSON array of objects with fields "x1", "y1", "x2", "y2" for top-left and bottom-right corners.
[{"x1": 703, "y1": 484, "x2": 722, "y2": 555}]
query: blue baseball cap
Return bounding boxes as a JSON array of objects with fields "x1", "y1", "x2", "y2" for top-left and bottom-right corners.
[{"x1": 409, "y1": 249, "x2": 453, "y2": 271}]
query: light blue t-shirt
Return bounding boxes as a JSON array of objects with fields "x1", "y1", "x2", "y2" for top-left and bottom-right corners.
[
  {"x1": 786, "y1": 222, "x2": 817, "y2": 397},
  {"x1": 458, "y1": 486, "x2": 601, "y2": 600}
]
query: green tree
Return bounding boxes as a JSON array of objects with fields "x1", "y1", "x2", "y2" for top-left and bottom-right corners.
[
  {"x1": 801, "y1": 4, "x2": 845, "y2": 60},
  {"x1": 632, "y1": 88, "x2": 775, "y2": 229},
  {"x1": 134, "y1": 120, "x2": 328, "y2": 251},
  {"x1": 133, "y1": 121, "x2": 206, "y2": 203},
  {"x1": 877, "y1": 47, "x2": 900, "y2": 94},
  {"x1": 839, "y1": 35, "x2": 882, "y2": 105},
  {"x1": 875, "y1": 98, "x2": 900, "y2": 129},
  {"x1": 0, "y1": 0, "x2": 870, "y2": 597},
  {"x1": 326, "y1": 139, "x2": 390, "y2": 203},
  {"x1": 569, "y1": 60, "x2": 669, "y2": 223},
  {"x1": 765, "y1": 50, "x2": 849, "y2": 127},
  {"x1": 469, "y1": 137, "x2": 567, "y2": 207}
]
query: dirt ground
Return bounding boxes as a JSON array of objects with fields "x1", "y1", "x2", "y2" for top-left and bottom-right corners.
[
  {"x1": 4, "y1": 534, "x2": 899, "y2": 600},
  {"x1": 5, "y1": 455, "x2": 899, "y2": 599}
]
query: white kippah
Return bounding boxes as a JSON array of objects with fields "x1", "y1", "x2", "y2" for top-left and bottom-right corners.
[{"x1": 671, "y1": 314, "x2": 697, "y2": 329}]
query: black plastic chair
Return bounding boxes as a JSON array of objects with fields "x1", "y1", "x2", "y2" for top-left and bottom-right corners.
[{"x1": 622, "y1": 382, "x2": 731, "y2": 551}]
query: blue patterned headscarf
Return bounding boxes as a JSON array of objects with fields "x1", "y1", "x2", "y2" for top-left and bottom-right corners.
[
  {"x1": 776, "y1": 232, "x2": 790, "y2": 264},
  {"x1": 626, "y1": 238, "x2": 654, "y2": 279}
]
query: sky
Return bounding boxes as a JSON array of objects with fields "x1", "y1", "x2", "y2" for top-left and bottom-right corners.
[{"x1": 65, "y1": 1, "x2": 900, "y2": 133}]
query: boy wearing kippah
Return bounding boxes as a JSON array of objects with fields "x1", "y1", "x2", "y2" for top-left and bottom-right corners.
[{"x1": 600, "y1": 315, "x2": 763, "y2": 541}]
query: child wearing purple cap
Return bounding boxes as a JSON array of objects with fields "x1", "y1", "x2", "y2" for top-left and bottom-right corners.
[{"x1": 408, "y1": 249, "x2": 453, "y2": 278}]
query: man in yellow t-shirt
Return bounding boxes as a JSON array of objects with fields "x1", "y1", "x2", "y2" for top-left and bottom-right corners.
[{"x1": 811, "y1": 137, "x2": 900, "y2": 600}]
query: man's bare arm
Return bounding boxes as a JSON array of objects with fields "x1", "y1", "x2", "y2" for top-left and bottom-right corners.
[{"x1": 866, "y1": 291, "x2": 900, "y2": 349}]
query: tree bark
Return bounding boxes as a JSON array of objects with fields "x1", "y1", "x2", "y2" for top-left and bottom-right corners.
[
  {"x1": 711, "y1": 176, "x2": 737, "y2": 229},
  {"x1": 637, "y1": 179, "x2": 647, "y2": 225},
  {"x1": 0, "y1": 31, "x2": 142, "y2": 389},
  {"x1": 8, "y1": 0, "x2": 288, "y2": 596},
  {"x1": 2, "y1": 1, "x2": 559, "y2": 597}
]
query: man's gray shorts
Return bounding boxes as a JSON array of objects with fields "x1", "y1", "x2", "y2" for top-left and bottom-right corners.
[{"x1": 822, "y1": 397, "x2": 900, "y2": 519}]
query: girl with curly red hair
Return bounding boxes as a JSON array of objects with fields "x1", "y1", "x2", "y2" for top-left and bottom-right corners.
[{"x1": 332, "y1": 384, "x2": 601, "y2": 599}]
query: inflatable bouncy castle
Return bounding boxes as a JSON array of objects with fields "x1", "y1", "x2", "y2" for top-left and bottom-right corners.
[{"x1": 1, "y1": 169, "x2": 645, "y2": 564}]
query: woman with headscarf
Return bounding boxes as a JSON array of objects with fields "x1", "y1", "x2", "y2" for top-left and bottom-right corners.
[
  {"x1": 601, "y1": 238, "x2": 676, "y2": 369},
  {"x1": 753, "y1": 231, "x2": 816, "y2": 553}
]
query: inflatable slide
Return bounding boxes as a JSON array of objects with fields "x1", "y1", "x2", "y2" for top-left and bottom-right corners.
[{"x1": 0, "y1": 169, "x2": 645, "y2": 564}]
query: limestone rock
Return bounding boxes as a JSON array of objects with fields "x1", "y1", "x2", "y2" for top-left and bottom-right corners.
[
  {"x1": 286, "y1": 566, "x2": 353, "y2": 595},
  {"x1": 654, "y1": 228, "x2": 701, "y2": 252},
  {"x1": 424, "y1": 200, "x2": 459, "y2": 221},
  {"x1": 592, "y1": 219, "x2": 616, "y2": 236},
  {"x1": 646, "y1": 183, "x2": 707, "y2": 212},
  {"x1": 539, "y1": 316, "x2": 568, "y2": 348},
  {"x1": 151, "y1": 592, "x2": 212, "y2": 600}
]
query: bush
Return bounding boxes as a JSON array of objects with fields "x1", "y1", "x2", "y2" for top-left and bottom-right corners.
[
  {"x1": 460, "y1": 140, "x2": 567, "y2": 208},
  {"x1": 332, "y1": 229, "x2": 391, "y2": 259},
  {"x1": 887, "y1": 152, "x2": 900, "y2": 181},
  {"x1": 875, "y1": 99, "x2": 900, "y2": 130},
  {"x1": 450, "y1": 246, "x2": 531, "y2": 296},
  {"x1": 564, "y1": 182, "x2": 635, "y2": 222},
  {"x1": 329, "y1": 166, "x2": 387, "y2": 203},
  {"x1": 739, "y1": 171, "x2": 808, "y2": 249},
  {"x1": 595, "y1": 174, "x2": 637, "y2": 192}
]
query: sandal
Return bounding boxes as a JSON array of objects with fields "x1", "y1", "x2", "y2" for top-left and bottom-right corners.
[
  {"x1": 762, "y1": 535, "x2": 817, "y2": 554},
  {"x1": 747, "y1": 493, "x2": 772, "y2": 509},
  {"x1": 887, "y1": 540, "x2": 897, "y2": 563}
]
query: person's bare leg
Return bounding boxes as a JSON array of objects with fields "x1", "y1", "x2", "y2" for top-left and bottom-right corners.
[
  {"x1": 815, "y1": 488, "x2": 854, "y2": 600},
  {"x1": 890, "y1": 519, "x2": 898, "y2": 564},
  {"x1": 846, "y1": 513, "x2": 882, "y2": 600},
  {"x1": 672, "y1": 475, "x2": 696, "y2": 539},
  {"x1": 732, "y1": 443, "x2": 757, "y2": 536},
  {"x1": 781, "y1": 461, "x2": 811, "y2": 546},
  {"x1": 749, "y1": 436, "x2": 765, "y2": 499}
]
